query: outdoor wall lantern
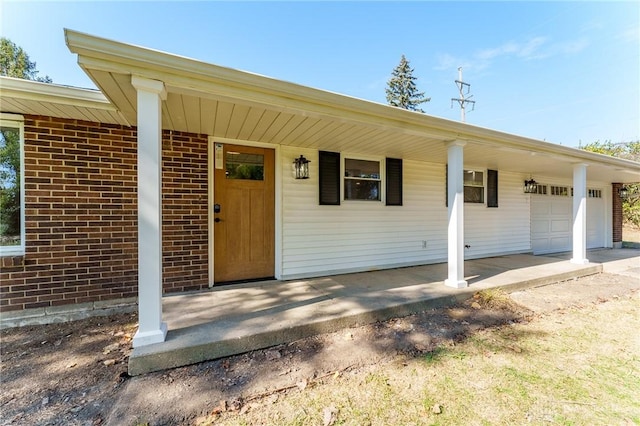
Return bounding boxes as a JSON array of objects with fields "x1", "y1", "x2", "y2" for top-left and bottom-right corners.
[
  {"x1": 293, "y1": 155, "x2": 310, "y2": 179},
  {"x1": 523, "y1": 177, "x2": 538, "y2": 194},
  {"x1": 618, "y1": 185, "x2": 629, "y2": 199}
]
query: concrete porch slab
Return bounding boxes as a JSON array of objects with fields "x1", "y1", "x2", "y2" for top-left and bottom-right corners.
[{"x1": 128, "y1": 250, "x2": 639, "y2": 375}]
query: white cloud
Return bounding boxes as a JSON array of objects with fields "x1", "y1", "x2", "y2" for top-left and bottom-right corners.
[
  {"x1": 476, "y1": 37, "x2": 549, "y2": 61},
  {"x1": 437, "y1": 35, "x2": 590, "y2": 73},
  {"x1": 434, "y1": 53, "x2": 458, "y2": 71},
  {"x1": 617, "y1": 27, "x2": 640, "y2": 43},
  {"x1": 517, "y1": 37, "x2": 548, "y2": 59},
  {"x1": 434, "y1": 53, "x2": 475, "y2": 74},
  {"x1": 554, "y1": 38, "x2": 589, "y2": 55}
]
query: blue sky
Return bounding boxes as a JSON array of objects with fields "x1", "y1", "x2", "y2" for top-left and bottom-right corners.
[{"x1": 1, "y1": 1, "x2": 638, "y2": 147}]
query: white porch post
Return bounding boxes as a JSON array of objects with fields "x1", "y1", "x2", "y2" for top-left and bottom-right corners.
[
  {"x1": 445, "y1": 141, "x2": 468, "y2": 288},
  {"x1": 131, "y1": 76, "x2": 168, "y2": 347},
  {"x1": 571, "y1": 163, "x2": 589, "y2": 264}
]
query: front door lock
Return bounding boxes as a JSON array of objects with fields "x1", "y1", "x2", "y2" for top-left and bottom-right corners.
[{"x1": 214, "y1": 203, "x2": 221, "y2": 213}]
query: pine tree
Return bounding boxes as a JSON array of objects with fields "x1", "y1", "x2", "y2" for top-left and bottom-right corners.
[{"x1": 385, "y1": 55, "x2": 430, "y2": 112}]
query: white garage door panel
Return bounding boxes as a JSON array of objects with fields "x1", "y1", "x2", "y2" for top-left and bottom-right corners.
[
  {"x1": 587, "y1": 198, "x2": 604, "y2": 248},
  {"x1": 531, "y1": 202, "x2": 549, "y2": 215},
  {"x1": 531, "y1": 220, "x2": 549, "y2": 233},
  {"x1": 551, "y1": 202, "x2": 571, "y2": 215},
  {"x1": 531, "y1": 196, "x2": 572, "y2": 254},
  {"x1": 531, "y1": 191, "x2": 605, "y2": 254},
  {"x1": 551, "y1": 236, "x2": 571, "y2": 250},
  {"x1": 551, "y1": 220, "x2": 570, "y2": 232}
]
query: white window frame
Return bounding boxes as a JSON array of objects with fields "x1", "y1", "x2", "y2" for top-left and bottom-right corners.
[
  {"x1": 551, "y1": 185, "x2": 570, "y2": 197},
  {"x1": 532, "y1": 184, "x2": 548, "y2": 195},
  {"x1": 0, "y1": 114, "x2": 25, "y2": 256},
  {"x1": 588, "y1": 188, "x2": 602, "y2": 198},
  {"x1": 342, "y1": 154, "x2": 384, "y2": 203},
  {"x1": 463, "y1": 168, "x2": 485, "y2": 204}
]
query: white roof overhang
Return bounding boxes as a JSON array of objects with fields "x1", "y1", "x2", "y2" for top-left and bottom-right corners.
[
  {"x1": 0, "y1": 76, "x2": 129, "y2": 125},
  {"x1": 14, "y1": 28, "x2": 637, "y2": 184}
]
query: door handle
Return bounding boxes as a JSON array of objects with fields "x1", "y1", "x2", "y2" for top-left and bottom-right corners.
[{"x1": 214, "y1": 217, "x2": 221, "y2": 223}]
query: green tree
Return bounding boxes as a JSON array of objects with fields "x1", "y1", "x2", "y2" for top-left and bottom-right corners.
[
  {"x1": 385, "y1": 55, "x2": 430, "y2": 113},
  {"x1": 580, "y1": 140, "x2": 640, "y2": 227},
  {"x1": 0, "y1": 37, "x2": 52, "y2": 82}
]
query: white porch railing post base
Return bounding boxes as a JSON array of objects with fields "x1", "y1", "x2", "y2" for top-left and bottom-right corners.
[
  {"x1": 133, "y1": 323, "x2": 168, "y2": 348},
  {"x1": 445, "y1": 279, "x2": 468, "y2": 289},
  {"x1": 570, "y1": 258, "x2": 589, "y2": 265}
]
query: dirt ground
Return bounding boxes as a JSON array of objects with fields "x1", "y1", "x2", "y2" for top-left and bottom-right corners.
[
  {"x1": 2, "y1": 264, "x2": 639, "y2": 426},
  {"x1": 624, "y1": 223, "x2": 640, "y2": 246}
]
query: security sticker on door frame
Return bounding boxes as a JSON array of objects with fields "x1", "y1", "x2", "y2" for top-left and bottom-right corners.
[{"x1": 215, "y1": 143, "x2": 223, "y2": 169}]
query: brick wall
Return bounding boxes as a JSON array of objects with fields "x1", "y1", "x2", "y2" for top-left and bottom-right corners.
[
  {"x1": 612, "y1": 182, "x2": 623, "y2": 245},
  {"x1": 161, "y1": 130, "x2": 209, "y2": 292},
  {"x1": 0, "y1": 116, "x2": 209, "y2": 312}
]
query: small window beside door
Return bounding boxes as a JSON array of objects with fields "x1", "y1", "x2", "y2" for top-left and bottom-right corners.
[{"x1": 226, "y1": 152, "x2": 264, "y2": 180}]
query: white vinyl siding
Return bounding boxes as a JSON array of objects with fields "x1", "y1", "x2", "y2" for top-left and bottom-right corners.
[
  {"x1": 280, "y1": 146, "x2": 531, "y2": 279},
  {"x1": 587, "y1": 195, "x2": 606, "y2": 248},
  {"x1": 463, "y1": 171, "x2": 531, "y2": 258}
]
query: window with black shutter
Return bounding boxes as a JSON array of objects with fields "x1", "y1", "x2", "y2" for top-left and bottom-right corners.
[
  {"x1": 386, "y1": 158, "x2": 403, "y2": 206},
  {"x1": 318, "y1": 151, "x2": 340, "y2": 205},
  {"x1": 445, "y1": 166, "x2": 498, "y2": 206}
]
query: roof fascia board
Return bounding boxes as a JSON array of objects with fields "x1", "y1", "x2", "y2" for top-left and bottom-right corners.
[
  {"x1": 65, "y1": 29, "x2": 640, "y2": 174},
  {"x1": 0, "y1": 76, "x2": 115, "y2": 111}
]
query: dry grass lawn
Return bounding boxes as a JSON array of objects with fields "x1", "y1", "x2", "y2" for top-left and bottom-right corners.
[{"x1": 207, "y1": 292, "x2": 640, "y2": 426}]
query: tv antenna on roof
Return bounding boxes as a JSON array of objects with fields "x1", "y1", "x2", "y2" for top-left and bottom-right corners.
[{"x1": 451, "y1": 67, "x2": 475, "y2": 122}]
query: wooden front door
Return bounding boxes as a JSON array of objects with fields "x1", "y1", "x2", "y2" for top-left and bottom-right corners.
[{"x1": 213, "y1": 143, "x2": 275, "y2": 282}]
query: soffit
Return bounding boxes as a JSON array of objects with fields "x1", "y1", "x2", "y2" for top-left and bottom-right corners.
[
  {"x1": 63, "y1": 29, "x2": 640, "y2": 184},
  {"x1": 0, "y1": 76, "x2": 129, "y2": 125}
]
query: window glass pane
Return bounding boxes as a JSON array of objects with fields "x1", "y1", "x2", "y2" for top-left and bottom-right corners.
[
  {"x1": 463, "y1": 170, "x2": 483, "y2": 186},
  {"x1": 464, "y1": 186, "x2": 484, "y2": 203},
  {"x1": 345, "y1": 159, "x2": 380, "y2": 179},
  {"x1": 225, "y1": 152, "x2": 264, "y2": 180},
  {"x1": 344, "y1": 179, "x2": 381, "y2": 201},
  {"x1": 0, "y1": 126, "x2": 22, "y2": 247}
]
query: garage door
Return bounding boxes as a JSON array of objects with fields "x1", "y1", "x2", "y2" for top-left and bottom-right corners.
[
  {"x1": 531, "y1": 186, "x2": 605, "y2": 254},
  {"x1": 586, "y1": 191, "x2": 605, "y2": 248}
]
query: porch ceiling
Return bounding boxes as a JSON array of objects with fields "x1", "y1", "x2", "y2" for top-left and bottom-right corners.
[{"x1": 62, "y1": 29, "x2": 640, "y2": 184}]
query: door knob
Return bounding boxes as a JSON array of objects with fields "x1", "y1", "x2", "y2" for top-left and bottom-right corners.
[{"x1": 214, "y1": 217, "x2": 221, "y2": 223}]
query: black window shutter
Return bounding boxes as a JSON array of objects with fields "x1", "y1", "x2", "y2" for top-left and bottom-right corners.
[
  {"x1": 319, "y1": 151, "x2": 340, "y2": 205},
  {"x1": 487, "y1": 169, "x2": 498, "y2": 208},
  {"x1": 386, "y1": 158, "x2": 403, "y2": 206}
]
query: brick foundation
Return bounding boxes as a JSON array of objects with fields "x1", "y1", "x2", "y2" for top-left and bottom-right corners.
[{"x1": 0, "y1": 116, "x2": 209, "y2": 313}]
